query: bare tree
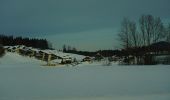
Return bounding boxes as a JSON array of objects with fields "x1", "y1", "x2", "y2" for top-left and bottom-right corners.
[
  {"x1": 152, "y1": 17, "x2": 165, "y2": 43},
  {"x1": 63, "y1": 44, "x2": 67, "y2": 52},
  {"x1": 129, "y1": 21, "x2": 138, "y2": 47},
  {"x1": 139, "y1": 15, "x2": 164, "y2": 46},
  {"x1": 118, "y1": 18, "x2": 131, "y2": 49},
  {"x1": 118, "y1": 18, "x2": 139, "y2": 49},
  {"x1": 118, "y1": 15, "x2": 166, "y2": 65},
  {"x1": 139, "y1": 15, "x2": 147, "y2": 46},
  {"x1": 118, "y1": 18, "x2": 140, "y2": 64},
  {"x1": 166, "y1": 23, "x2": 170, "y2": 42}
]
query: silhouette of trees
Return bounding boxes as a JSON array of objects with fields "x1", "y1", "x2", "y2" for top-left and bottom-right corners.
[
  {"x1": 139, "y1": 15, "x2": 165, "y2": 46},
  {"x1": 129, "y1": 21, "x2": 139, "y2": 47},
  {"x1": 62, "y1": 44, "x2": 67, "y2": 52},
  {"x1": 0, "y1": 45, "x2": 5, "y2": 58},
  {"x1": 118, "y1": 14, "x2": 168, "y2": 64},
  {"x1": 62, "y1": 44, "x2": 77, "y2": 53},
  {"x1": 118, "y1": 18, "x2": 131, "y2": 49},
  {"x1": 118, "y1": 18, "x2": 140, "y2": 49},
  {"x1": 119, "y1": 15, "x2": 165, "y2": 49},
  {"x1": 166, "y1": 23, "x2": 170, "y2": 42},
  {"x1": 0, "y1": 34, "x2": 49, "y2": 49}
]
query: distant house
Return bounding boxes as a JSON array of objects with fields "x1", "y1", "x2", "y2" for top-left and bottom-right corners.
[
  {"x1": 94, "y1": 53, "x2": 104, "y2": 61},
  {"x1": 148, "y1": 41, "x2": 170, "y2": 54},
  {"x1": 19, "y1": 48, "x2": 33, "y2": 56},
  {"x1": 38, "y1": 51, "x2": 50, "y2": 61},
  {"x1": 11, "y1": 47, "x2": 17, "y2": 52},
  {"x1": 128, "y1": 41, "x2": 170, "y2": 65},
  {"x1": 4, "y1": 46, "x2": 11, "y2": 52},
  {"x1": 146, "y1": 41, "x2": 170, "y2": 64},
  {"x1": 61, "y1": 55, "x2": 72, "y2": 64},
  {"x1": 29, "y1": 50, "x2": 38, "y2": 57},
  {"x1": 82, "y1": 56, "x2": 93, "y2": 62},
  {"x1": 34, "y1": 51, "x2": 42, "y2": 60},
  {"x1": 4, "y1": 45, "x2": 76, "y2": 65},
  {"x1": 111, "y1": 56, "x2": 120, "y2": 62}
]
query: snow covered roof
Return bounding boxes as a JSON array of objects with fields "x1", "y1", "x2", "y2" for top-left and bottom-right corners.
[{"x1": 4, "y1": 45, "x2": 85, "y2": 61}]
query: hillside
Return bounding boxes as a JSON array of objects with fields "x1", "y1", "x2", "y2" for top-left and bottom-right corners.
[
  {"x1": 0, "y1": 52, "x2": 42, "y2": 65},
  {"x1": 3, "y1": 45, "x2": 85, "y2": 65}
]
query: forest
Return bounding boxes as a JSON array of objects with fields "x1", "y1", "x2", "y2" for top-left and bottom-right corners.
[{"x1": 0, "y1": 34, "x2": 49, "y2": 49}]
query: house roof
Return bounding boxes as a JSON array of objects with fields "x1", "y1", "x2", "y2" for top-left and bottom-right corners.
[{"x1": 149, "y1": 41, "x2": 170, "y2": 50}]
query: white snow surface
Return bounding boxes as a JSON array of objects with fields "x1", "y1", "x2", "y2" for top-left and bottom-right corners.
[
  {"x1": 0, "y1": 52, "x2": 170, "y2": 100},
  {"x1": 43, "y1": 49, "x2": 85, "y2": 61},
  {"x1": 4, "y1": 46, "x2": 85, "y2": 62},
  {"x1": 0, "y1": 52, "x2": 42, "y2": 66}
]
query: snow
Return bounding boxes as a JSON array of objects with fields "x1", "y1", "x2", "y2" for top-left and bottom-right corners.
[
  {"x1": 0, "y1": 52, "x2": 42, "y2": 66},
  {"x1": 43, "y1": 49, "x2": 85, "y2": 61},
  {"x1": 4, "y1": 45, "x2": 85, "y2": 63},
  {"x1": 0, "y1": 52, "x2": 170, "y2": 100}
]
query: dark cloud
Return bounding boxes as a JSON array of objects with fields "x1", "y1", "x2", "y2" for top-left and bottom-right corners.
[
  {"x1": 1, "y1": 0, "x2": 169, "y2": 34},
  {"x1": 0, "y1": 0, "x2": 170, "y2": 50}
]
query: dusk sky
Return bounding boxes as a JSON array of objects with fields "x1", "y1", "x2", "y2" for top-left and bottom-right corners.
[{"x1": 0, "y1": 0, "x2": 170, "y2": 51}]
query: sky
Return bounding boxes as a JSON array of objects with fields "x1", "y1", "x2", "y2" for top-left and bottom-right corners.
[{"x1": 0, "y1": 0, "x2": 170, "y2": 51}]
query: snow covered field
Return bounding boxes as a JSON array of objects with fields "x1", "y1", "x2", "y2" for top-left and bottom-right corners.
[{"x1": 0, "y1": 53, "x2": 170, "y2": 100}]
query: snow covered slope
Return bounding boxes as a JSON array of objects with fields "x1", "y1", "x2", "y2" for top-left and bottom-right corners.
[
  {"x1": 0, "y1": 53, "x2": 170, "y2": 100},
  {"x1": 0, "y1": 52, "x2": 42, "y2": 66},
  {"x1": 4, "y1": 45, "x2": 85, "y2": 62},
  {"x1": 43, "y1": 49, "x2": 85, "y2": 61}
]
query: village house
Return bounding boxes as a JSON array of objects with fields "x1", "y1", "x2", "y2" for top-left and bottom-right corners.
[
  {"x1": 126, "y1": 41, "x2": 170, "y2": 65},
  {"x1": 94, "y1": 53, "x2": 104, "y2": 61},
  {"x1": 82, "y1": 56, "x2": 93, "y2": 62},
  {"x1": 4, "y1": 45, "x2": 77, "y2": 66},
  {"x1": 61, "y1": 55, "x2": 72, "y2": 64}
]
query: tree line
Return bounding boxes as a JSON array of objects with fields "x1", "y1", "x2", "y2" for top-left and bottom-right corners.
[
  {"x1": 118, "y1": 14, "x2": 170, "y2": 64},
  {"x1": 118, "y1": 14, "x2": 169, "y2": 48},
  {"x1": 62, "y1": 44, "x2": 121, "y2": 57},
  {"x1": 0, "y1": 34, "x2": 49, "y2": 49},
  {"x1": 62, "y1": 44, "x2": 96, "y2": 56}
]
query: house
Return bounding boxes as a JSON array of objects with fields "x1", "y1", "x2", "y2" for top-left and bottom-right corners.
[
  {"x1": 37, "y1": 50, "x2": 64, "y2": 66},
  {"x1": 82, "y1": 56, "x2": 93, "y2": 62},
  {"x1": 4, "y1": 45, "x2": 75, "y2": 65},
  {"x1": 19, "y1": 48, "x2": 33, "y2": 56},
  {"x1": 127, "y1": 41, "x2": 170, "y2": 65},
  {"x1": 4, "y1": 46, "x2": 12, "y2": 52},
  {"x1": 61, "y1": 55, "x2": 72, "y2": 64},
  {"x1": 111, "y1": 56, "x2": 120, "y2": 62},
  {"x1": 94, "y1": 53, "x2": 104, "y2": 61}
]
